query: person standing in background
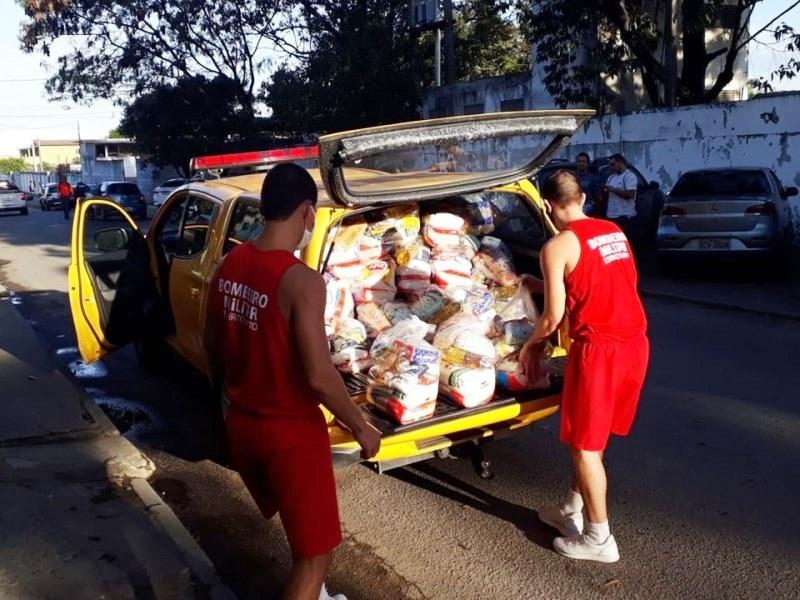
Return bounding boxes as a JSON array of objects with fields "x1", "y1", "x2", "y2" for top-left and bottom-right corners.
[
  {"x1": 603, "y1": 154, "x2": 638, "y2": 244},
  {"x1": 58, "y1": 177, "x2": 73, "y2": 221},
  {"x1": 575, "y1": 152, "x2": 601, "y2": 216}
]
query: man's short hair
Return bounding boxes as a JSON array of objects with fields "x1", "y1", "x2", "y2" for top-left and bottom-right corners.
[
  {"x1": 610, "y1": 153, "x2": 626, "y2": 164},
  {"x1": 260, "y1": 162, "x2": 318, "y2": 220},
  {"x1": 576, "y1": 152, "x2": 591, "y2": 162},
  {"x1": 541, "y1": 169, "x2": 584, "y2": 205}
]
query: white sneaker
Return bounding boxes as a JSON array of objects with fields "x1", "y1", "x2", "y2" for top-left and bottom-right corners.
[
  {"x1": 320, "y1": 583, "x2": 347, "y2": 600},
  {"x1": 553, "y1": 533, "x2": 620, "y2": 563},
  {"x1": 538, "y1": 504, "x2": 584, "y2": 537}
]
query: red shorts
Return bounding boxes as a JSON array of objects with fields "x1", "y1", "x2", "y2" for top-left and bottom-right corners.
[
  {"x1": 225, "y1": 409, "x2": 342, "y2": 558},
  {"x1": 560, "y1": 336, "x2": 649, "y2": 451}
]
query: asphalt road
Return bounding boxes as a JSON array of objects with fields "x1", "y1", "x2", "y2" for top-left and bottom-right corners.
[{"x1": 1, "y1": 205, "x2": 799, "y2": 599}]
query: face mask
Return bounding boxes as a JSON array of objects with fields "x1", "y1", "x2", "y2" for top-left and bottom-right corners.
[{"x1": 297, "y1": 227, "x2": 313, "y2": 250}]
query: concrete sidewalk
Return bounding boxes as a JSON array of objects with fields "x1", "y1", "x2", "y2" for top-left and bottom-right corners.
[
  {"x1": 0, "y1": 294, "x2": 235, "y2": 599},
  {"x1": 639, "y1": 273, "x2": 800, "y2": 320}
]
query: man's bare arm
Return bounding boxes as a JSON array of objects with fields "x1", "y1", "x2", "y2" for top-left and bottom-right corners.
[
  {"x1": 519, "y1": 234, "x2": 573, "y2": 378},
  {"x1": 285, "y1": 267, "x2": 380, "y2": 458}
]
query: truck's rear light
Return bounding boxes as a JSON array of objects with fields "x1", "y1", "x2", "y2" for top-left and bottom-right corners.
[
  {"x1": 661, "y1": 206, "x2": 686, "y2": 216},
  {"x1": 189, "y1": 145, "x2": 319, "y2": 172},
  {"x1": 745, "y1": 203, "x2": 776, "y2": 216}
]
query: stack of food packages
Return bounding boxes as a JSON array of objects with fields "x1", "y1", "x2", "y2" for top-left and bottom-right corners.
[{"x1": 324, "y1": 198, "x2": 551, "y2": 425}]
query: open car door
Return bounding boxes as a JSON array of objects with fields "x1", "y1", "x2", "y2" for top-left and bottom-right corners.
[
  {"x1": 68, "y1": 199, "x2": 164, "y2": 363},
  {"x1": 318, "y1": 110, "x2": 594, "y2": 206}
]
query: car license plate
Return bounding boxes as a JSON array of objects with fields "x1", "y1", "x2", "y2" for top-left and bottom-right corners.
[{"x1": 699, "y1": 238, "x2": 730, "y2": 249}]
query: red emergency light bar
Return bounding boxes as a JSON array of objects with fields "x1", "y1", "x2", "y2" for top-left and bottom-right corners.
[{"x1": 189, "y1": 145, "x2": 319, "y2": 172}]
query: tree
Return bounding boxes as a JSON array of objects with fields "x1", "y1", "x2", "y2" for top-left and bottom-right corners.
[
  {"x1": 453, "y1": 0, "x2": 530, "y2": 81},
  {"x1": 520, "y1": 0, "x2": 800, "y2": 109},
  {"x1": 0, "y1": 157, "x2": 28, "y2": 173},
  {"x1": 19, "y1": 0, "x2": 296, "y2": 116},
  {"x1": 266, "y1": 0, "x2": 422, "y2": 135},
  {"x1": 118, "y1": 76, "x2": 259, "y2": 175},
  {"x1": 107, "y1": 127, "x2": 127, "y2": 139}
]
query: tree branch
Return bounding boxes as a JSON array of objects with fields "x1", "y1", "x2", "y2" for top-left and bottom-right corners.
[{"x1": 735, "y1": 0, "x2": 800, "y2": 53}]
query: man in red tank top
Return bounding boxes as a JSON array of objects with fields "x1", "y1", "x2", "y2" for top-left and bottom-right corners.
[
  {"x1": 204, "y1": 164, "x2": 381, "y2": 600},
  {"x1": 520, "y1": 170, "x2": 649, "y2": 563}
]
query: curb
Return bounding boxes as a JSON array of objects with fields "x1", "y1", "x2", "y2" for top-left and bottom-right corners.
[
  {"x1": 640, "y1": 288, "x2": 800, "y2": 322},
  {"x1": 130, "y1": 478, "x2": 237, "y2": 600}
]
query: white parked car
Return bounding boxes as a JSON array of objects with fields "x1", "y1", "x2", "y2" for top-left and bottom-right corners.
[
  {"x1": 0, "y1": 180, "x2": 28, "y2": 215},
  {"x1": 152, "y1": 178, "x2": 188, "y2": 208}
]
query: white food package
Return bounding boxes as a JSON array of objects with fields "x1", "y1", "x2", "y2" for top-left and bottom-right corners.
[
  {"x1": 434, "y1": 314, "x2": 495, "y2": 369},
  {"x1": 496, "y1": 356, "x2": 550, "y2": 392},
  {"x1": 324, "y1": 277, "x2": 354, "y2": 336},
  {"x1": 330, "y1": 318, "x2": 371, "y2": 374},
  {"x1": 431, "y1": 255, "x2": 473, "y2": 296},
  {"x1": 352, "y1": 259, "x2": 397, "y2": 304},
  {"x1": 439, "y1": 362, "x2": 496, "y2": 408},
  {"x1": 472, "y1": 236, "x2": 518, "y2": 287},
  {"x1": 423, "y1": 213, "x2": 466, "y2": 250}
]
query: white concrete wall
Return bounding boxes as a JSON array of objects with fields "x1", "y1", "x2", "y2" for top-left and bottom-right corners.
[{"x1": 560, "y1": 92, "x2": 800, "y2": 235}]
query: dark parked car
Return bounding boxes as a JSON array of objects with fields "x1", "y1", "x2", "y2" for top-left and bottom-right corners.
[
  {"x1": 90, "y1": 181, "x2": 147, "y2": 220},
  {"x1": 536, "y1": 156, "x2": 666, "y2": 243}
]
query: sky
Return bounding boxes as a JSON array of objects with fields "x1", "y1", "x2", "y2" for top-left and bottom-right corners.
[{"x1": 0, "y1": 0, "x2": 799, "y2": 157}]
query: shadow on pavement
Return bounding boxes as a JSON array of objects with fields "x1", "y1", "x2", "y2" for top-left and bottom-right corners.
[{"x1": 391, "y1": 461, "x2": 556, "y2": 551}]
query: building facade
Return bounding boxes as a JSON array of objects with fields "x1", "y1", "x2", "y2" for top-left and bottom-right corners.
[{"x1": 18, "y1": 139, "x2": 80, "y2": 170}]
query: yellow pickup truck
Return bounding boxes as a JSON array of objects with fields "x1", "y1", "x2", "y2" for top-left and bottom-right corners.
[{"x1": 68, "y1": 110, "x2": 592, "y2": 475}]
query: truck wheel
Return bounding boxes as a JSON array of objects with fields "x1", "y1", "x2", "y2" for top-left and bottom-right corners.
[{"x1": 134, "y1": 336, "x2": 169, "y2": 373}]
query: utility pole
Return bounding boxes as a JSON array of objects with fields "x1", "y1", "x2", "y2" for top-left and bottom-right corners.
[{"x1": 443, "y1": 0, "x2": 455, "y2": 85}]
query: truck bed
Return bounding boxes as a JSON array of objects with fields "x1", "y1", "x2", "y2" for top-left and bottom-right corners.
[{"x1": 343, "y1": 372, "x2": 563, "y2": 436}]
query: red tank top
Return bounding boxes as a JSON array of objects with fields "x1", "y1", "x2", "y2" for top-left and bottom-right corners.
[
  {"x1": 209, "y1": 244, "x2": 320, "y2": 419},
  {"x1": 563, "y1": 218, "x2": 647, "y2": 342}
]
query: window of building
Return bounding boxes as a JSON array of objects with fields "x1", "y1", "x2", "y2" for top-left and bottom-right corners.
[
  {"x1": 500, "y1": 98, "x2": 525, "y2": 112},
  {"x1": 464, "y1": 102, "x2": 485, "y2": 115}
]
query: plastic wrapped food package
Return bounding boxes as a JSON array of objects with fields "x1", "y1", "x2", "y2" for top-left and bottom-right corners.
[
  {"x1": 352, "y1": 259, "x2": 397, "y2": 304},
  {"x1": 423, "y1": 213, "x2": 465, "y2": 250},
  {"x1": 440, "y1": 362, "x2": 496, "y2": 408},
  {"x1": 367, "y1": 317, "x2": 441, "y2": 424},
  {"x1": 331, "y1": 318, "x2": 371, "y2": 374},
  {"x1": 383, "y1": 301, "x2": 414, "y2": 325},
  {"x1": 356, "y1": 302, "x2": 392, "y2": 338},
  {"x1": 367, "y1": 204, "x2": 421, "y2": 254},
  {"x1": 431, "y1": 255, "x2": 473, "y2": 295},
  {"x1": 473, "y1": 236, "x2": 519, "y2": 287},
  {"x1": 395, "y1": 242, "x2": 432, "y2": 301},
  {"x1": 410, "y1": 286, "x2": 448, "y2": 322},
  {"x1": 458, "y1": 285, "x2": 496, "y2": 322},
  {"x1": 496, "y1": 356, "x2": 550, "y2": 392},
  {"x1": 463, "y1": 194, "x2": 496, "y2": 235},
  {"x1": 434, "y1": 314, "x2": 495, "y2": 368},
  {"x1": 324, "y1": 277, "x2": 354, "y2": 336}
]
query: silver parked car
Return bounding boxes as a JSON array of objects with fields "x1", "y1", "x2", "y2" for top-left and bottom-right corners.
[
  {"x1": 152, "y1": 178, "x2": 188, "y2": 208},
  {"x1": 657, "y1": 167, "x2": 797, "y2": 261}
]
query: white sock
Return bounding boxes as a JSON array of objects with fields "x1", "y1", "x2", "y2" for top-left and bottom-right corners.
[
  {"x1": 585, "y1": 520, "x2": 610, "y2": 544},
  {"x1": 561, "y1": 490, "x2": 584, "y2": 514}
]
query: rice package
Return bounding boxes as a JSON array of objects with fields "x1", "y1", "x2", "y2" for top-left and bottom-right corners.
[
  {"x1": 352, "y1": 259, "x2": 397, "y2": 304},
  {"x1": 423, "y1": 213, "x2": 465, "y2": 250},
  {"x1": 496, "y1": 356, "x2": 550, "y2": 392},
  {"x1": 324, "y1": 277, "x2": 354, "y2": 336},
  {"x1": 356, "y1": 302, "x2": 392, "y2": 338},
  {"x1": 431, "y1": 255, "x2": 473, "y2": 295},
  {"x1": 458, "y1": 285, "x2": 496, "y2": 322},
  {"x1": 431, "y1": 235, "x2": 480, "y2": 261},
  {"x1": 331, "y1": 318, "x2": 371, "y2": 374},
  {"x1": 440, "y1": 362, "x2": 496, "y2": 408},
  {"x1": 367, "y1": 317, "x2": 441, "y2": 424},
  {"x1": 473, "y1": 236, "x2": 518, "y2": 287}
]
